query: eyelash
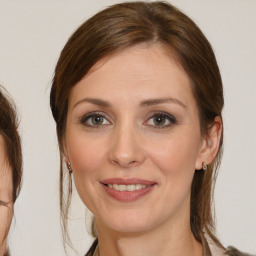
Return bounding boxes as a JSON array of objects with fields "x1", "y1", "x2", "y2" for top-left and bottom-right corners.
[
  {"x1": 79, "y1": 111, "x2": 176, "y2": 129},
  {"x1": 80, "y1": 112, "x2": 110, "y2": 128},
  {"x1": 145, "y1": 112, "x2": 176, "y2": 129}
]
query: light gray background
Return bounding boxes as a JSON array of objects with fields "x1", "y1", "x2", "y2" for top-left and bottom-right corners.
[{"x1": 0, "y1": 1, "x2": 255, "y2": 255}]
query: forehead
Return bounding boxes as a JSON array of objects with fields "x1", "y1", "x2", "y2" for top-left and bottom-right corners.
[{"x1": 69, "y1": 44, "x2": 195, "y2": 108}]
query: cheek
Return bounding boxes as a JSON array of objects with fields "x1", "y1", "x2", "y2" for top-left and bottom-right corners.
[
  {"x1": 145, "y1": 131, "x2": 202, "y2": 219},
  {"x1": 148, "y1": 130, "x2": 201, "y2": 184},
  {"x1": 67, "y1": 134, "x2": 105, "y2": 172},
  {"x1": 65, "y1": 130, "x2": 108, "y2": 193}
]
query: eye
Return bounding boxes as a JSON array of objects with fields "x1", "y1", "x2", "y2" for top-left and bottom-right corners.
[
  {"x1": 80, "y1": 113, "x2": 111, "y2": 127},
  {"x1": 146, "y1": 112, "x2": 176, "y2": 128}
]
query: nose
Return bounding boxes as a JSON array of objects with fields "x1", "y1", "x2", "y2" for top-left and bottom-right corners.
[{"x1": 109, "y1": 124, "x2": 146, "y2": 168}]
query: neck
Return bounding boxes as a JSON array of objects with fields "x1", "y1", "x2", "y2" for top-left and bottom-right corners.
[{"x1": 95, "y1": 215, "x2": 203, "y2": 256}]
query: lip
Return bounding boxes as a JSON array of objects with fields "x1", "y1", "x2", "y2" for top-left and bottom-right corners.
[
  {"x1": 101, "y1": 178, "x2": 156, "y2": 186},
  {"x1": 100, "y1": 178, "x2": 157, "y2": 202}
]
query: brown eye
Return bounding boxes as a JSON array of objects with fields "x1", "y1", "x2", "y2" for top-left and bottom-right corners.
[
  {"x1": 146, "y1": 112, "x2": 176, "y2": 128},
  {"x1": 81, "y1": 113, "x2": 111, "y2": 127},
  {"x1": 153, "y1": 116, "x2": 166, "y2": 126},
  {"x1": 92, "y1": 116, "x2": 104, "y2": 125}
]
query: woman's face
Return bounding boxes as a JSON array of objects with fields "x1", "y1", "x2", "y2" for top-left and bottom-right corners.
[
  {"x1": 0, "y1": 135, "x2": 13, "y2": 255},
  {"x1": 65, "y1": 44, "x2": 210, "y2": 234}
]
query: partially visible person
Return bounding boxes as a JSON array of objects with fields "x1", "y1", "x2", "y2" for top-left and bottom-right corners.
[{"x1": 0, "y1": 86, "x2": 22, "y2": 256}]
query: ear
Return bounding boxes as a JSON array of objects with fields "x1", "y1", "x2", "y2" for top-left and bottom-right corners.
[
  {"x1": 195, "y1": 116, "x2": 222, "y2": 170},
  {"x1": 62, "y1": 138, "x2": 70, "y2": 165}
]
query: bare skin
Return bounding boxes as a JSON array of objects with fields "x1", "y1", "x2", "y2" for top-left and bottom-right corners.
[
  {"x1": 0, "y1": 136, "x2": 13, "y2": 256},
  {"x1": 64, "y1": 44, "x2": 222, "y2": 256}
]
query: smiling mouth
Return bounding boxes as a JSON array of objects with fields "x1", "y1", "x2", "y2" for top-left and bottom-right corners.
[
  {"x1": 103, "y1": 184, "x2": 151, "y2": 191},
  {"x1": 100, "y1": 178, "x2": 156, "y2": 202}
]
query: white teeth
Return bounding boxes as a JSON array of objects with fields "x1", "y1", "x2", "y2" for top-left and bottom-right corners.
[
  {"x1": 135, "y1": 184, "x2": 142, "y2": 190},
  {"x1": 127, "y1": 185, "x2": 135, "y2": 191},
  {"x1": 119, "y1": 185, "x2": 126, "y2": 191},
  {"x1": 107, "y1": 184, "x2": 148, "y2": 191}
]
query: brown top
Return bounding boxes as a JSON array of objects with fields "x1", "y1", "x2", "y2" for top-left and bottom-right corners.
[
  {"x1": 91, "y1": 237, "x2": 213, "y2": 256},
  {"x1": 86, "y1": 237, "x2": 254, "y2": 256}
]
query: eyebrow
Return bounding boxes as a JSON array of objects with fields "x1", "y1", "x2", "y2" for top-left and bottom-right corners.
[
  {"x1": 73, "y1": 98, "x2": 111, "y2": 109},
  {"x1": 73, "y1": 97, "x2": 187, "y2": 109},
  {"x1": 140, "y1": 97, "x2": 187, "y2": 108}
]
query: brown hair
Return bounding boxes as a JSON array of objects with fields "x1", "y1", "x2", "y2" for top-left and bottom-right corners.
[
  {"x1": 0, "y1": 86, "x2": 22, "y2": 205},
  {"x1": 50, "y1": 1, "x2": 224, "y2": 251},
  {"x1": 0, "y1": 86, "x2": 22, "y2": 256}
]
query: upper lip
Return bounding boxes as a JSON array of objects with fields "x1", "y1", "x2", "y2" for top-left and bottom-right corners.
[{"x1": 100, "y1": 178, "x2": 156, "y2": 186}]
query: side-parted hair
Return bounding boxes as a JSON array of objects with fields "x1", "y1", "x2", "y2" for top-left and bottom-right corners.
[
  {"x1": 50, "y1": 1, "x2": 224, "y2": 251},
  {"x1": 0, "y1": 86, "x2": 22, "y2": 204}
]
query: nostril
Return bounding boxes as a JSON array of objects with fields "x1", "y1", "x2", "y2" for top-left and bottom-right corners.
[
  {"x1": 111, "y1": 159, "x2": 118, "y2": 165},
  {"x1": 110, "y1": 159, "x2": 138, "y2": 168}
]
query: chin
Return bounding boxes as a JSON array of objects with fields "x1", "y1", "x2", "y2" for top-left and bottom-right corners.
[
  {"x1": 96, "y1": 208, "x2": 165, "y2": 235},
  {"x1": 103, "y1": 220, "x2": 154, "y2": 234}
]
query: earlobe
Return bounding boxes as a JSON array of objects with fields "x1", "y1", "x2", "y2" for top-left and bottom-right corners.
[
  {"x1": 63, "y1": 151, "x2": 70, "y2": 165},
  {"x1": 63, "y1": 148, "x2": 69, "y2": 164},
  {"x1": 62, "y1": 138, "x2": 70, "y2": 164},
  {"x1": 64, "y1": 155, "x2": 70, "y2": 165},
  {"x1": 62, "y1": 139, "x2": 73, "y2": 174},
  {"x1": 63, "y1": 152, "x2": 72, "y2": 174},
  {"x1": 195, "y1": 116, "x2": 222, "y2": 170}
]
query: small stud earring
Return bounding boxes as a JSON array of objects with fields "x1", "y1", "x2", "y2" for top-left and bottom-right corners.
[
  {"x1": 202, "y1": 162, "x2": 208, "y2": 171},
  {"x1": 67, "y1": 162, "x2": 72, "y2": 174}
]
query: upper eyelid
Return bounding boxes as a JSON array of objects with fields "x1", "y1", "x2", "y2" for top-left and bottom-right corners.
[
  {"x1": 147, "y1": 111, "x2": 176, "y2": 120},
  {"x1": 80, "y1": 111, "x2": 109, "y2": 120}
]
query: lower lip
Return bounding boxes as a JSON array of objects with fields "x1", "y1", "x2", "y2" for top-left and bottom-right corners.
[{"x1": 101, "y1": 184, "x2": 155, "y2": 202}]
